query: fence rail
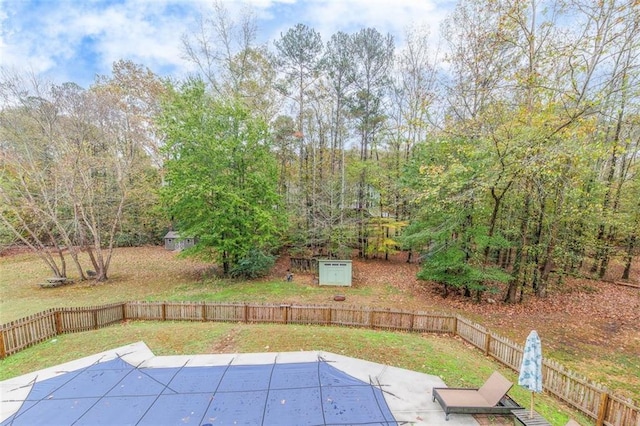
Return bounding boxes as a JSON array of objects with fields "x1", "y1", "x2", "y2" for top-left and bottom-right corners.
[
  {"x1": 289, "y1": 257, "x2": 318, "y2": 272},
  {"x1": 1, "y1": 301, "x2": 637, "y2": 426}
]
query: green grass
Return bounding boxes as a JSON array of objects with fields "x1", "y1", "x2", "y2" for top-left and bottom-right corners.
[
  {"x1": 0, "y1": 247, "x2": 383, "y2": 322},
  {"x1": 540, "y1": 338, "x2": 640, "y2": 401},
  {"x1": 0, "y1": 247, "x2": 207, "y2": 322},
  {"x1": 165, "y1": 279, "x2": 374, "y2": 302},
  {"x1": 0, "y1": 321, "x2": 588, "y2": 426}
]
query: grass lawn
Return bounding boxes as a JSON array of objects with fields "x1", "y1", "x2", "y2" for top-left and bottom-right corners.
[
  {"x1": 1, "y1": 246, "x2": 637, "y2": 425},
  {"x1": 0, "y1": 321, "x2": 588, "y2": 426},
  {"x1": 0, "y1": 247, "x2": 387, "y2": 322}
]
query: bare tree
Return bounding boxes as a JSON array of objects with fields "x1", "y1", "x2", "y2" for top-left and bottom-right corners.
[
  {"x1": 182, "y1": 1, "x2": 257, "y2": 95},
  {"x1": 0, "y1": 63, "x2": 163, "y2": 282},
  {"x1": 0, "y1": 71, "x2": 85, "y2": 279}
]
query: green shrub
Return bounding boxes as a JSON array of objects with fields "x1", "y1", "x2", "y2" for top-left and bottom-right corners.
[{"x1": 229, "y1": 249, "x2": 276, "y2": 279}]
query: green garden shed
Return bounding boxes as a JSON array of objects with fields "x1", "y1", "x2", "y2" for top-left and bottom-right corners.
[{"x1": 318, "y1": 260, "x2": 352, "y2": 287}]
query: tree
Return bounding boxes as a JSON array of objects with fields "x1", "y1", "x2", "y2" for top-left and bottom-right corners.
[
  {"x1": 0, "y1": 63, "x2": 164, "y2": 281},
  {"x1": 182, "y1": 1, "x2": 256, "y2": 95},
  {"x1": 230, "y1": 46, "x2": 281, "y2": 122},
  {"x1": 324, "y1": 31, "x2": 354, "y2": 215},
  {"x1": 274, "y1": 23, "x2": 324, "y2": 240},
  {"x1": 406, "y1": 0, "x2": 640, "y2": 302},
  {"x1": 384, "y1": 24, "x2": 439, "y2": 231},
  {"x1": 347, "y1": 27, "x2": 394, "y2": 257},
  {"x1": 402, "y1": 137, "x2": 511, "y2": 300},
  {"x1": 158, "y1": 79, "x2": 283, "y2": 274},
  {"x1": 621, "y1": 167, "x2": 640, "y2": 279},
  {"x1": 0, "y1": 75, "x2": 80, "y2": 279},
  {"x1": 581, "y1": 0, "x2": 640, "y2": 278},
  {"x1": 182, "y1": 2, "x2": 281, "y2": 121}
]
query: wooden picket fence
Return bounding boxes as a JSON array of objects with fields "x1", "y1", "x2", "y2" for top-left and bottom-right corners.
[
  {"x1": 289, "y1": 257, "x2": 318, "y2": 272},
  {"x1": 1, "y1": 302, "x2": 637, "y2": 426}
]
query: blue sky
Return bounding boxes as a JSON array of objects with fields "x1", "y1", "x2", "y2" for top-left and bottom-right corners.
[{"x1": 1, "y1": 0, "x2": 454, "y2": 88}]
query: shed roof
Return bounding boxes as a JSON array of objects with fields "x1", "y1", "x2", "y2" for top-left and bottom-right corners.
[{"x1": 163, "y1": 231, "x2": 180, "y2": 239}]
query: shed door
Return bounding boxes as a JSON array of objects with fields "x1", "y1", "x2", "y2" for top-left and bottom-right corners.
[
  {"x1": 320, "y1": 262, "x2": 351, "y2": 286},
  {"x1": 325, "y1": 263, "x2": 343, "y2": 284}
]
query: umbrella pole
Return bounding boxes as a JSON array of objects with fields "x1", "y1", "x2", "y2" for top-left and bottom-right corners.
[{"x1": 530, "y1": 392, "x2": 534, "y2": 418}]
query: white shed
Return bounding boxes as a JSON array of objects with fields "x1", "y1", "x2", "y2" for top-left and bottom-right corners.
[{"x1": 318, "y1": 260, "x2": 352, "y2": 286}]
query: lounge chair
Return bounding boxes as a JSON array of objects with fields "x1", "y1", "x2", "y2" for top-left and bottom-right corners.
[{"x1": 432, "y1": 371, "x2": 520, "y2": 420}]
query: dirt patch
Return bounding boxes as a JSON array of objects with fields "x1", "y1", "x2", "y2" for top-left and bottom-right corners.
[
  {"x1": 0, "y1": 245, "x2": 32, "y2": 257},
  {"x1": 208, "y1": 327, "x2": 241, "y2": 353},
  {"x1": 266, "y1": 252, "x2": 430, "y2": 310}
]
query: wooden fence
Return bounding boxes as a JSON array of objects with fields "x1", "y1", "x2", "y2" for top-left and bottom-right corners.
[
  {"x1": 289, "y1": 257, "x2": 318, "y2": 272},
  {"x1": 1, "y1": 302, "x2": 637, "y2": 426}
]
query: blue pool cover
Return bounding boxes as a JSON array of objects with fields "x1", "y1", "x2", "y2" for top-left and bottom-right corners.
[{"x1": 1, "y1": 356, "x2": 397, "y2": 425}]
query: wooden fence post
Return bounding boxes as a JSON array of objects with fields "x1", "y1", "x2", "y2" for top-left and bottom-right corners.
[
  {"x1": 281, "y1": 305, "x2": 289, "y2": 324},
  {"x1": 162, "y1": 303, "x2": 166, "y2": 321},
  {"x1": 244, "y1": 304, "x2": 249, "y2": 323},
  {"x1": 201, "y1": 302, "x2": 207, "y2": 321},
  {"x1": 93, "y1": 310, "x2": 99, "y2": 330},
  {"x1": 596, "y1": 392, "x2": 609, "y2": 426},
  {"x1": 121, "y1": 303, "x2": 127, "y2": 321},
  {"x1": 453, "y1": 316, "x2": 458, "y2": 335},
  {"x1": 0, "y1": 330, "x2": 6, "y2": 359},
  {"x1": 484, "y1": 333, "x2": 491, "y2": 356},
  {"x1": 55, "y1": 311, "x2": 63, "y2": 334},
  {"x1": 325, "y1": 307, "x2": 332, "y2": 325}
]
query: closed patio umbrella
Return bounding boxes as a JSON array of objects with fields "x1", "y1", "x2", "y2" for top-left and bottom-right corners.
[{"x1": 518, "y1": 330, "x2": 543, "y2": 419}]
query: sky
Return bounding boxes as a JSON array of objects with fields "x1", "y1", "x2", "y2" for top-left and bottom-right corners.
[{"x1": 0, "y1": 0, "x2": 455, "y2": 88}]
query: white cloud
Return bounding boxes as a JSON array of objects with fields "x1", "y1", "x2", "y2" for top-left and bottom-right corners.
[
  {"x1": 0, "y1": 0, "x2": 454, "y2": 87},
  {"x1": 259, "y1": 0, "x2": 450, "y2": 48},
  {"x1": 1, "y1": 0, "x2": 205, "y2": 85}
]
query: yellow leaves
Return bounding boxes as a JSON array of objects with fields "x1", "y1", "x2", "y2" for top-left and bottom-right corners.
[{"x1": 419, "y1": 164, "x2": 445, "y2": 176}]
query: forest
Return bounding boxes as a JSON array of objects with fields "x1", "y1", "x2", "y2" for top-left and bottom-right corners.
[{"x1": 1, "y1": 0, "x2": 638, "y2": 303}]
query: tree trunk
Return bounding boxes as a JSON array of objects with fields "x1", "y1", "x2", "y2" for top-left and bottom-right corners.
[
  {"x1": 622, "y1": 235, "x2": 635, "y2": 280},
  {"x1": 591, "y1": 223, "x2": 607, "y2": 274},
  {"x1": 599, "y1": 226, "x2": 616, "y2": 279},
  {"x1": 505, "y1": 187, "x2": 531, "y2": 303},
  {"x1": 500, "y1": 247, "x2": 512, "y2": 269},
  {"x1": 222, "y1": 250, "x2": 229, "y2": 275},
  {"x1": 537, "y1": 181, "x2": 566, "y2": 297},
  {"x1": 0, "y1": 215, "x2": 65, "y2": 278},
  {"x1": 484, "y1": 190, "x2": 502, "y2": 262},
  {"x1": 530, "y1": 197, "x2": 545, "y2": 293},
  {"x1": 593, "y1": 107, "x2": 624, "y2": 273}
]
